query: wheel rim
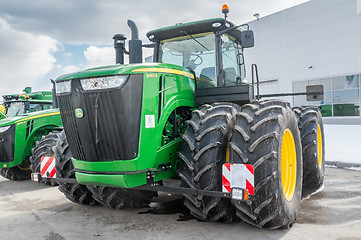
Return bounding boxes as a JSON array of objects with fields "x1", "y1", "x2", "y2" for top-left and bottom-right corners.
[
  {"x1": 317, "y1": 125, "x2": 323, "y2": 168},
  {"x1": 281, "y1": 129, "x2": 297, "y2": 201}
]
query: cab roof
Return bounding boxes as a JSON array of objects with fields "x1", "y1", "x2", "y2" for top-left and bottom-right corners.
[{"x1": 146, "y1": 18, "x2": 240, "y2": 42}]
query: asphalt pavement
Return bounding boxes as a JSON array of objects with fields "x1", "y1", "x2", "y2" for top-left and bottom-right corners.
[{"x1": 0, "y1": 167, "x2": 360, "y2": 240}]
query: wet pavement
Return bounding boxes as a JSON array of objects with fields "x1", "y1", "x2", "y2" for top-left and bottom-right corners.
[
  {"x1": 297, "y1": 167, "x2": 361, "y2": 227},
  {"x1": 0, "y1": 167, "x2": 360, "y2": 240}
]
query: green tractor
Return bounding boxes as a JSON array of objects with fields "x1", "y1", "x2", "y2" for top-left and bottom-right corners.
[
  {"x1": 0, "y1": 87, "x2": 53, "y2": 120},
  {"x1": 0, "y1": 86, "x2": 63, "y2": 180},
  {"x1": 38, "y1": 6, "x2": 325, "y2": 229}
]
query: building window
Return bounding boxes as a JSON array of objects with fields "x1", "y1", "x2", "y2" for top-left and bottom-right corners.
[{"x1": 293, "y1": 74, "x2": 360, "y2": 117}]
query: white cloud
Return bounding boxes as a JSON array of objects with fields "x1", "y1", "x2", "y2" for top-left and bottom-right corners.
[
  {"x1": 0, "y1": 0, "x2": 311, "y2": 96},
  {"x1": 0, "y1": 17, "x2": 58, "y2": 96},
  {"x1": 83, "y1": 45, "x2": 115, "y2": 68},
  {"x1": 0, "y1": 0, "x2": 310, "y2": 45},
  {"x1": 62, "y1": 65, "x2": 81, "y2": 74},
  {"x1": 83, "y1": 44, "x2": 155, "y2": 67}
]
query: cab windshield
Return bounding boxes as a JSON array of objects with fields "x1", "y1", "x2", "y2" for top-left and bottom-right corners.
[
  {"x1": 159, "y1": 32, "x2": 245, "y2": 88},
  {"x1": 5, "y1": 102, "x2": 52, "y2": 117},
  {"x1": 6, "y1": 102, "x2": 25, "y2": 117}
]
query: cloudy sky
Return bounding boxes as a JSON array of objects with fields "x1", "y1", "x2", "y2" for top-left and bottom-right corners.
[{"x1": 0, "y1": 0, "x2": 309, "y2": 97}]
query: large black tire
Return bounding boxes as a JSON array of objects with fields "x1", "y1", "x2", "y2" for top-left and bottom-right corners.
[
  {"x1": 177, "y1": 102, "x2": 240, "y2": 222},
  {"x1": 87, "y1": 185, "x2": 157, "y2": 209},
  {"x1": 55, "y1": 131, "x2": 98, "y2": 205},
  {"x1": 0, "y1": 165, "x2": 31, "y2": 181},
  {"x1": 293, "y1": 106, "x2": 325, "y2": 190},
  {"x1": 30, "y1": 132, "x2": 61, "y2": 186},
  {"x1": 229, "y1": 100, "x2": 303, "y2": 229}
]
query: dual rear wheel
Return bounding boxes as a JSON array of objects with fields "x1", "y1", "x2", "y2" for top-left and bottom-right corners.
[{"x1": 178, "y1": 100, "x2": 324, "y2": 228}]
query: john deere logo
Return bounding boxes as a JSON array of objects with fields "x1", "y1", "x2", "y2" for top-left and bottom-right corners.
[{"x1": 75, "y1": 108, "x2": 84, "y2": 118}]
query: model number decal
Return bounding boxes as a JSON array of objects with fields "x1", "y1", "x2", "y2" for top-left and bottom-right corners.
[
  {"x1": 145, "y1": 115, "x2": 155, "y2": 128},
  {"x1": 146, "y1": 74, "x2": 158, "y2": 78},
  {"x1": 17, "y1": 121, "x2": 26, "y2": 126}
]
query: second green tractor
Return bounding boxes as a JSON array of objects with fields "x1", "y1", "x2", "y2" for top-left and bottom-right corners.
[{"x1": 0, "y1": 87, "x2": 62, "y2": 180}]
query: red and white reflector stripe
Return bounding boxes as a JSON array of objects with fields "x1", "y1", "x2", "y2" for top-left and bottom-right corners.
[
  {"x1": 222, "y1": 163, "x2": 254, "y2": 195},
  {"x1": 40, "y1": 156, "x2": 56, "y2": 178}
]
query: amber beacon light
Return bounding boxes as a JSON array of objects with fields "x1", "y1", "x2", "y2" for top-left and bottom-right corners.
[{"x1": 222, "y1": 4, "x2": 229, "y2": 14}]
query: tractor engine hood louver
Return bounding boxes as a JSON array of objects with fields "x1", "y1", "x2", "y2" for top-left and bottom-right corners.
[{"x1": 57, "y1": 74, "x2": 143, "y2": 162}]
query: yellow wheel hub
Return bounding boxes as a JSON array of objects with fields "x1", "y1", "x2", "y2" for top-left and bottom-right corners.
[
  {"x1": 317, "y1": 125, "x2": 323, "y2": 167},
  {"x1": 17, "y1": 162, "x2": 31, "y2": 171},
  {"x1": 281, "y1": 129, "x2": 297, "y2": 201}
]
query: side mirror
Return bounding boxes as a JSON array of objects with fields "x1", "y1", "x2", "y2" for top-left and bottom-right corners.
[
  {"x1": 240, "y1": 30, "x2": 254, "y2": 48},
  {"x1": 306, "y1": 85, "x2": 324, "y2": 101}
]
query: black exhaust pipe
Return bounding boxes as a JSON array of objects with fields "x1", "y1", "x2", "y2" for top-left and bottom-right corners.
[
  {"x1": 127, "y1": 20, "x2": 143, "y2": 64},
  {"x1": 113, "y1": 34, "x2": 127, "y2": 64},
  {"x1": 127, "y1": 19, "x2": 139, "y2": 40}
]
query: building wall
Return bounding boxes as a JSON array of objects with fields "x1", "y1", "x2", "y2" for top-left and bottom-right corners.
[{"x1": 245, "y1": 0, "x2": 361, "y2": 124}]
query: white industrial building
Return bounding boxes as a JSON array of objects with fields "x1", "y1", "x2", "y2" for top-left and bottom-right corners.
[{"x1": 245, "y1": 0, "x2": 361, "y2": 124}]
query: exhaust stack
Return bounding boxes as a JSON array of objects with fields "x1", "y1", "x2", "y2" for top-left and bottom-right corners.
[
  {"x1": 50, "y1": 79, "x2": 58, "y2": 108},
  {"x1": 113, "y1": 34, "x2": 126, "y2": 64},
  {"x1": 127, "y1": 20, "x2": 143, "y2": 64}
]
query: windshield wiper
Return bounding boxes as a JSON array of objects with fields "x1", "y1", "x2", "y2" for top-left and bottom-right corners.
[{"x1": 181, "y1": 30, "x2": 211, "y2": 52}]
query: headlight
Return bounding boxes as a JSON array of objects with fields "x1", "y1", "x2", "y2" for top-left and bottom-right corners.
[
  {"x1": 80, "y1": 75, "x2": 128, "y2": 91},
  {"x1": 0, "y1": 125, "x2": 11, "y2": 133},
  {"x1": 56, "y1": 81, "x2": 71, "y2": 94}
]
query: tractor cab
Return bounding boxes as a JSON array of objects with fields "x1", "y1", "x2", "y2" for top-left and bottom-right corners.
[
  {"x1": 147, "y1": 18, "x2": 254, "y2": 105},
  {"x1": 2, "y1": 88, "x2": 53, "y2": 118}
]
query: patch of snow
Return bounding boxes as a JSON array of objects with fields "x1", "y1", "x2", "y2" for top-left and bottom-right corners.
[
  {"x1": 324, "y1": 124, "x2": 361, "y2": 166},
  {"x1": 346, "y1": 167, "x2": 361, "y2": 171},
  {"x1": 325, "y1": 164, "x2": 338, "y2": 169}
]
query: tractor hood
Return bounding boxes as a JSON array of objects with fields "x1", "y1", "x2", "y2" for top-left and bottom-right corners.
[
  {"x1": 0, "y1": 108, "x2": 60, "y2": 127},
  {"x1": 56, "y1": 61, "x2": 195, "y2": 164},
  {"x1": 55, "y1": 63, "x2": 194, "y2": 81}
]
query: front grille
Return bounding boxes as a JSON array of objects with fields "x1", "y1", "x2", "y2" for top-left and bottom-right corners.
[
  {"x1": 57, "y1": 95, "x2": 86, "y2": 160},
  {"x1": 0, "y1": 125, "x2": 15, "y2": 163},
  {"x1": 58, "y1": 74, "x2": 143, "y2": 162}
]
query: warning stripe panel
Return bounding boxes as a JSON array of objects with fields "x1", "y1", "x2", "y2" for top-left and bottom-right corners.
[
  {"x1": 41, "y1": 157, "x2": 52, "y2": 176},
  {"x1": 222, "y1": 163, "x2": 254, "y2": 195},
  {"x1": 40, "y1": 156, "x2": 56, "y2": 178}
]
